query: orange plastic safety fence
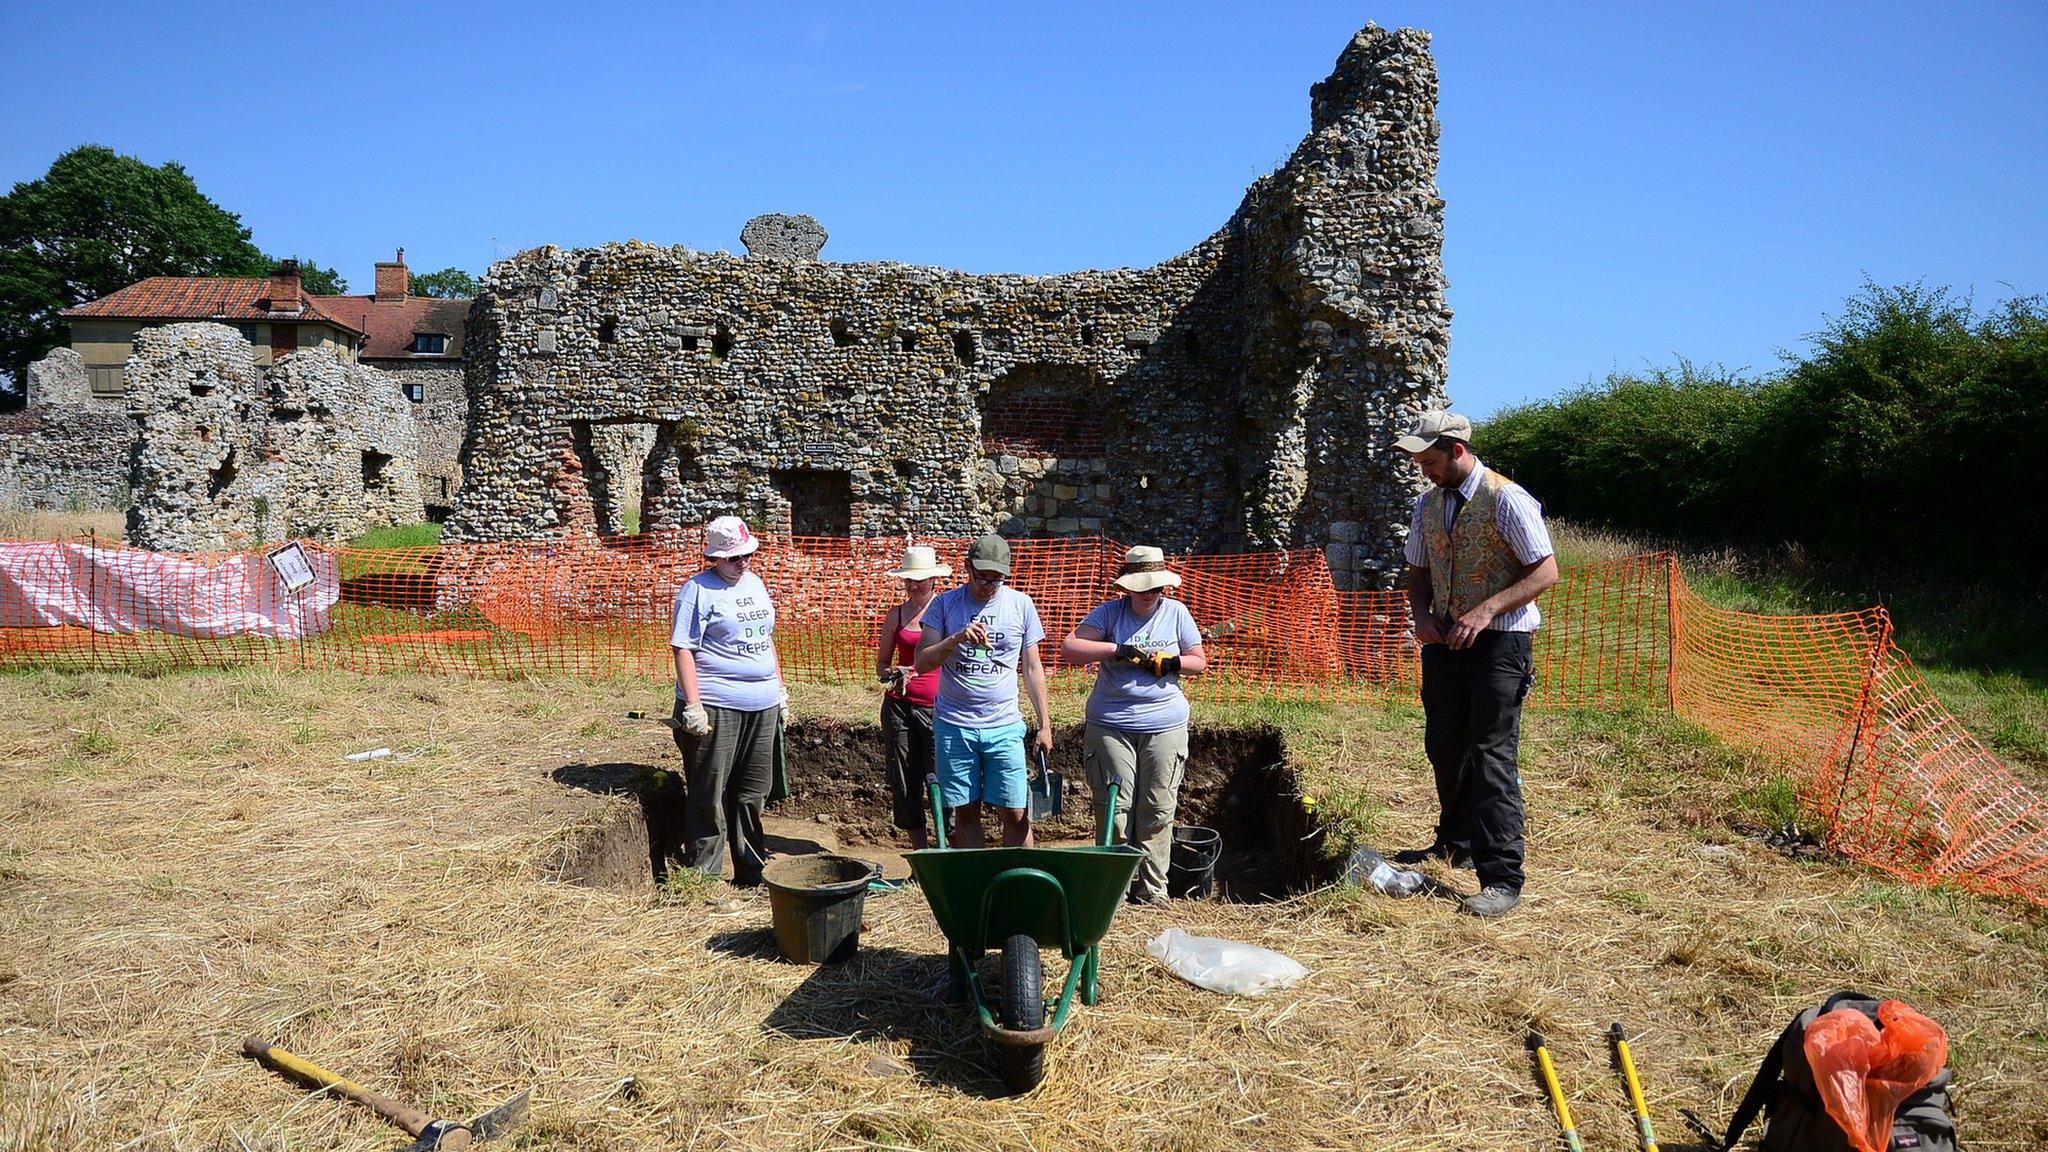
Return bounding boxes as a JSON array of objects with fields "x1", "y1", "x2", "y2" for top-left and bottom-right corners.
[{"x1": 3, "y1": 536, "x2": 2044, "y2": 906}]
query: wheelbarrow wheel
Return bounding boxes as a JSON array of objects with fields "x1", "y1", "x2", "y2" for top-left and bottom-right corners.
[{"x1": 998, "y1": 934, "x2": 1047, "y2": 1092}]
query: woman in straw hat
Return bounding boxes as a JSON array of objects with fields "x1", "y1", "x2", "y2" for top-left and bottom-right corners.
[
  {"x1": 1060, "y1": 545, "x2": 1209, "y2": 904},
  {"x1": 670, "y1": 515, "x2": 789, "y2": 887},
  {"x1": 874, "y1": 544, "x2": 951, "y2": 850}
]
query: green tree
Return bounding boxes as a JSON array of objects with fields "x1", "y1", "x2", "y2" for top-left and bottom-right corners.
[
  {"x1": 0, "y1": 145, "x2": 270, "y2": 401},
  {"x1": 407, "y1": 266, "x2": 478, "y2": 298},
  {"x1": 272, "y1": 257, "x2": 348, "y2": 295}
]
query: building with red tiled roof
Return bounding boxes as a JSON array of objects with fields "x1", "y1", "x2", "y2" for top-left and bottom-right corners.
[
  {"x1": 62, "y1": 262, "x2": 366, "y2": 400},
  {"x1": 58, "y1": 251, "x2": 474, "y2": 518}
]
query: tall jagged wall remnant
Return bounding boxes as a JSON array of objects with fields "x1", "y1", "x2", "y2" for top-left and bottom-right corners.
[
  {"x1": 123, "y1": 323, "x2": 424, "y2": 551},
  {"x1": 0, "y1": 349, "x2": 135, "y2": 512},
  {"x1": 448, "y1": 24, "x2": 1450, "y2": 587}
]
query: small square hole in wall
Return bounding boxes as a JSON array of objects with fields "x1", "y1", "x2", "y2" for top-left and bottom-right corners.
[
  {"x1": 830, "y1": 318, "x2": 855, "y2": 347},
  {"x1": 681, "y1": 334, "x2": 699, "y2": 351},
  {"x1": 1079, "y1": 323, "x2": 1096, "y2": 346},
  {"x1": 598, "y1": 317, "x2": 618, "y2": 344},
  {"x1": 899, "y1": 329, "x2": 918, "y2": 353},
  {"x1": 952, "y1": 330, "x2": 977, "y2": 366},
  {"x1": 711, "y1": 323, "x2": 734, "y2": 361}
]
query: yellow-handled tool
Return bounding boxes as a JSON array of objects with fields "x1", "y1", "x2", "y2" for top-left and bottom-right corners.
[
  {"x1": 1528, "y1": 1030, "x2": 1586, "y2": 1152},
  {"x1": 242, "y1": 1035, "x2": 528, "y2": 1151},
  {"x1": 1610, "y1": 1022, "x2": 1661, "y2": 1152}
]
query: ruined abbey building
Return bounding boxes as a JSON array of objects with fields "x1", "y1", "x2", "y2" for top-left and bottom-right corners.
[{"x1": 446, "y1": 24, "x2": 1451, "y2": 588}]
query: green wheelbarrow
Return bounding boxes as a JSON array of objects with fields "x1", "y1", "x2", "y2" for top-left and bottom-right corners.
[{"x1": 906, "y1": 778, "x2": 1144, "y2": 1093}]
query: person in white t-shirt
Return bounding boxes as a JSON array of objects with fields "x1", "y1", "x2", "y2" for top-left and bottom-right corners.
[
  {"x1": 670, "y1": 516, "x2": 788, "y2": 886},
  {"x1": 1060, "y1": 546, "x2": 1209, "y2": 903}
]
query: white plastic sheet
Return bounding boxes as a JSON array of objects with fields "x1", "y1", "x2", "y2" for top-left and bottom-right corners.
[
  {"x1": 0, "y1": 541, "x2": 338, "y2": 639},
  {"x1": 1145, "y1": 928, "x2": 1308, "y2": 996}
]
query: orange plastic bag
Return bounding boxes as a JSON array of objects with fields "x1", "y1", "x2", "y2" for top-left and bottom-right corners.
[{"x1": 1803, "y1": 1000, "x2": 1949, "y2": 1152}]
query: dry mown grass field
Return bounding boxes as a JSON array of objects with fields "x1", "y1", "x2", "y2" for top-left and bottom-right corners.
[{"x1": 2, "y1": 669, "x2": 2044, "y2": 1150}]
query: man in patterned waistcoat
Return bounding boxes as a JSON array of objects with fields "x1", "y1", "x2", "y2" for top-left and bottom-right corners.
[{"x1": 1392, "y1": 410, "x2": 1559, "y2": 918}]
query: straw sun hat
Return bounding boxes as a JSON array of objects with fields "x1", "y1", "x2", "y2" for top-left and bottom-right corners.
[
  {"x1": 886, "y1": 545, "x2": 952, "y2": 580},
  {"x1": 1113, "y1": 545, "x2": 1181, "y2": 593}
]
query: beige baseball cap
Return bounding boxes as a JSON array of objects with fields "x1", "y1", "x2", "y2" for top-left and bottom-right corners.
[{"x1": 1392, "y1": 410, "x2": 1473, "y2": 453}]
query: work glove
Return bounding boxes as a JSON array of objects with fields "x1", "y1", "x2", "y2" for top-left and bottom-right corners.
[
  {"x1": 881, "y1": 666, "x2": 914, "y2": 695},
  {"x1": 1113, "y1": 642, "x2": 1146, "y2": 665},
  {"x1": 778, "y1": 686, "x2": 792, "y2": 727},
  {"x1": 1139, "y1": 651, "x2": 1182, "y2": 678},
  {"x1": 678, "y1": 702, "x2": 712, "y2": 736}
]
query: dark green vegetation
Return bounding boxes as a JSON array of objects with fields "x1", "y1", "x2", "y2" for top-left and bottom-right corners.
[
  {"x1": 1482, "y1": 283, "x2": 2047, "y2": 580},
  {"x1": 0, "y1": 145, "x2": 355, "y2": 403},
  {"x1": 1493, "y1": 282, "x2": 2048, "y2": 781},
  {"x1": 406, "y1": 267, "x2": 479, "y2": 298}
]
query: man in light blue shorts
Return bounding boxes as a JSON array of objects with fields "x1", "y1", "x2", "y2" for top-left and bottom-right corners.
[{"x1": 915, "y1": 534, "x2": 1053, "y2": 847}]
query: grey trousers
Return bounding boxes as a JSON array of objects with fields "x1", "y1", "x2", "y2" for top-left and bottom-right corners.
[
  {"x1": 1083, "y1": 722, "x2": 1190, "y2": 902},
  {"x1": 672, "y1": 700, "x2": 777, "y2": 886}
]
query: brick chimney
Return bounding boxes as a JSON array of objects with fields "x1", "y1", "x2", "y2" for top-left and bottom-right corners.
[
  {"x1": 374, "y1": 247, "x2": 409, "y2": 302},
  {"x1": 267, "y1": 260, "x2": 302, "y2": 313}
]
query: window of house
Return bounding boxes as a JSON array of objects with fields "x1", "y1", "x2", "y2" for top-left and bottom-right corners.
[
  {"x1": 88, "y1": 366, "x2": 125, "y2": 399},
  {"x1": 411, "y1": 333, "x2": 448, "y2": 355},
  {"x1": 403, "y1": 380, "x2": 424, "y2": 403}
]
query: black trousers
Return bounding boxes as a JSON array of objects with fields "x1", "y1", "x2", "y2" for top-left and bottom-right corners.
[
  {"x1": 880, "y1": 694, "x2": 933, "y2": 833},
  {"x1": 672, "y1": 700, "x2": 777, "y2": 886},
  {"x1": 1420, "y1": 629, "x2": 1533, "y2": 892}
]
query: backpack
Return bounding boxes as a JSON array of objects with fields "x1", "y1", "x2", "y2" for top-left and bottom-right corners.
[{"x1": 1721, "y1": 991, "x2": 1959, "y2": 1152}]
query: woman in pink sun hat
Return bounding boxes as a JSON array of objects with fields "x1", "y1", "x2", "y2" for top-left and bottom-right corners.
[{"x1": 669, "y1": 515, "x2": 788, "y2": 886}]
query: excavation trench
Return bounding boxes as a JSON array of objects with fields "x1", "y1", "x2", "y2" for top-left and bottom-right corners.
[{"x1": 550, "y1": 720, "x2": 1334, "y2": 902}]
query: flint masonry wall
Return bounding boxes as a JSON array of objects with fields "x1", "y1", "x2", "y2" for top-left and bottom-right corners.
[
  {"x1": 447, "y1": 24, "x2": 1450, "y2": 588},
  {"x1": 0, "y1": 349, "x2": 134, "y2": 511},
  {"x1": 124, "y1": 324, "x2": 423, "y2": 551}
]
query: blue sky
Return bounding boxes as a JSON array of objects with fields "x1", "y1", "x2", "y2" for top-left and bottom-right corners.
[{"x1": 3, "y1": 1, "x2": 2042, "y2": 416}]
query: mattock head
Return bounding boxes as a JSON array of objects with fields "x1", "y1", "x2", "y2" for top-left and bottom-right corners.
[{"x1": 394, "y1": 1089, "x2": 530, "y2": 1152}]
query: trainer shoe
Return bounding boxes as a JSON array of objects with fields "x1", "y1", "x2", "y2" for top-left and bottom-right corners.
[
  {"x1": 1392, "y1": 844, "x2": 1474, "y2": 869},
  {"x1": 1460, "y1": 885, "x2": 1521, "y2": 918}
]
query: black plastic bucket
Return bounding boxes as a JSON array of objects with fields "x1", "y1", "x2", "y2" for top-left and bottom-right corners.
[
  {"x1": 762, "y1": 854, "x2": 879, "y2": 964},
  {"x1": 1167, "y1": 825, "x2": 1221, "y2": 899}
]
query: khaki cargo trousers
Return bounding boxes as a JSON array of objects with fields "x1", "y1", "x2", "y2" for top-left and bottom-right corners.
[{"x1": 1083, "y1": 721, "x2": 1190, "y2": 903}]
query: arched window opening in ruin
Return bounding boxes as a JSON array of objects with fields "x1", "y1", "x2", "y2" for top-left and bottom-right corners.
[
  {"x1": 207, "y1": 448, "x2": 237, "y2": 499},
  {"x1": 829, "y1": 318, "x2": 854, "y2": 347},
  {"x1": 570, "y1": 420, "x2": 660, "y2": 537},
  {"x1": 979, "y1": 364, "x2": 1106, "y2": 459},
  {"x1": 1079, "y1": 323, "x2": 1096, "y2": 346},
  {"x1": 899, "y1": 329, "x2": 918, "y2": 353},
  {"x1": 361, "y1": 449, "x2": 393, "y2": 494},
  {"x1": 598, "y1": 317, "x2": 618, "y2": 344},
  {"x1": 952, "y1": 330, "x2": 977, "y2": 366},
  {"x1": 770, "y1": 468, "x2": 854, "y2": 537},
  {"x1": 711, "y1": 323, "x2": 734, "y2": 362}
]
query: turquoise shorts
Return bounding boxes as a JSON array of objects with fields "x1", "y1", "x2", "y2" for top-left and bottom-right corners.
[{"x1": 934, "y1": 718, "x2": 1029, "y2": 810}]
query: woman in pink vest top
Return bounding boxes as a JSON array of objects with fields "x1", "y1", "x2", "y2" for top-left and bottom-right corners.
[{"x1": 875, "y1": 545, "x2": 950, "y2": 848}]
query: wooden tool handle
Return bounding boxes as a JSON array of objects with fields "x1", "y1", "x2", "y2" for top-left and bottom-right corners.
[{"x1": 241, "y1": 1036, "x2": 436, "y2": 1137}]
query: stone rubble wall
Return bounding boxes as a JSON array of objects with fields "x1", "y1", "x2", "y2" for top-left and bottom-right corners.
[
  {"x1": 368, "y1": 359, "x2": 466, "y2": 516},
  {"x1": 443, "y1": 23, "x2": 1448, "y2": 589},
  {"x1": 0, "y1": 349, "x2": 133, "y2": 511},
  {"x1": 122, "y1": 323, "x2": 423, "y2": 552}
]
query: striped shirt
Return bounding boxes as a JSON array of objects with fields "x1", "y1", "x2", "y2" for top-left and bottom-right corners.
[{"x1": 1403, "y1": 459, "x2": 1554, "y2": 632}]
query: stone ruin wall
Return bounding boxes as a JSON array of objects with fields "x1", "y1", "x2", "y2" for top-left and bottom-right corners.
[
  {"x1": 371, "y1": 359, "x2": 467, "y2": 518},
  {"x1": 0, "y1": 349, "x2": 135, "y2": 512},
  {"x1": 445, "y1": 25, "x2": 1450, "y2": 588},
  {"x1": 122, "y1": 324, "x2": 423, "y2": 552}
]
